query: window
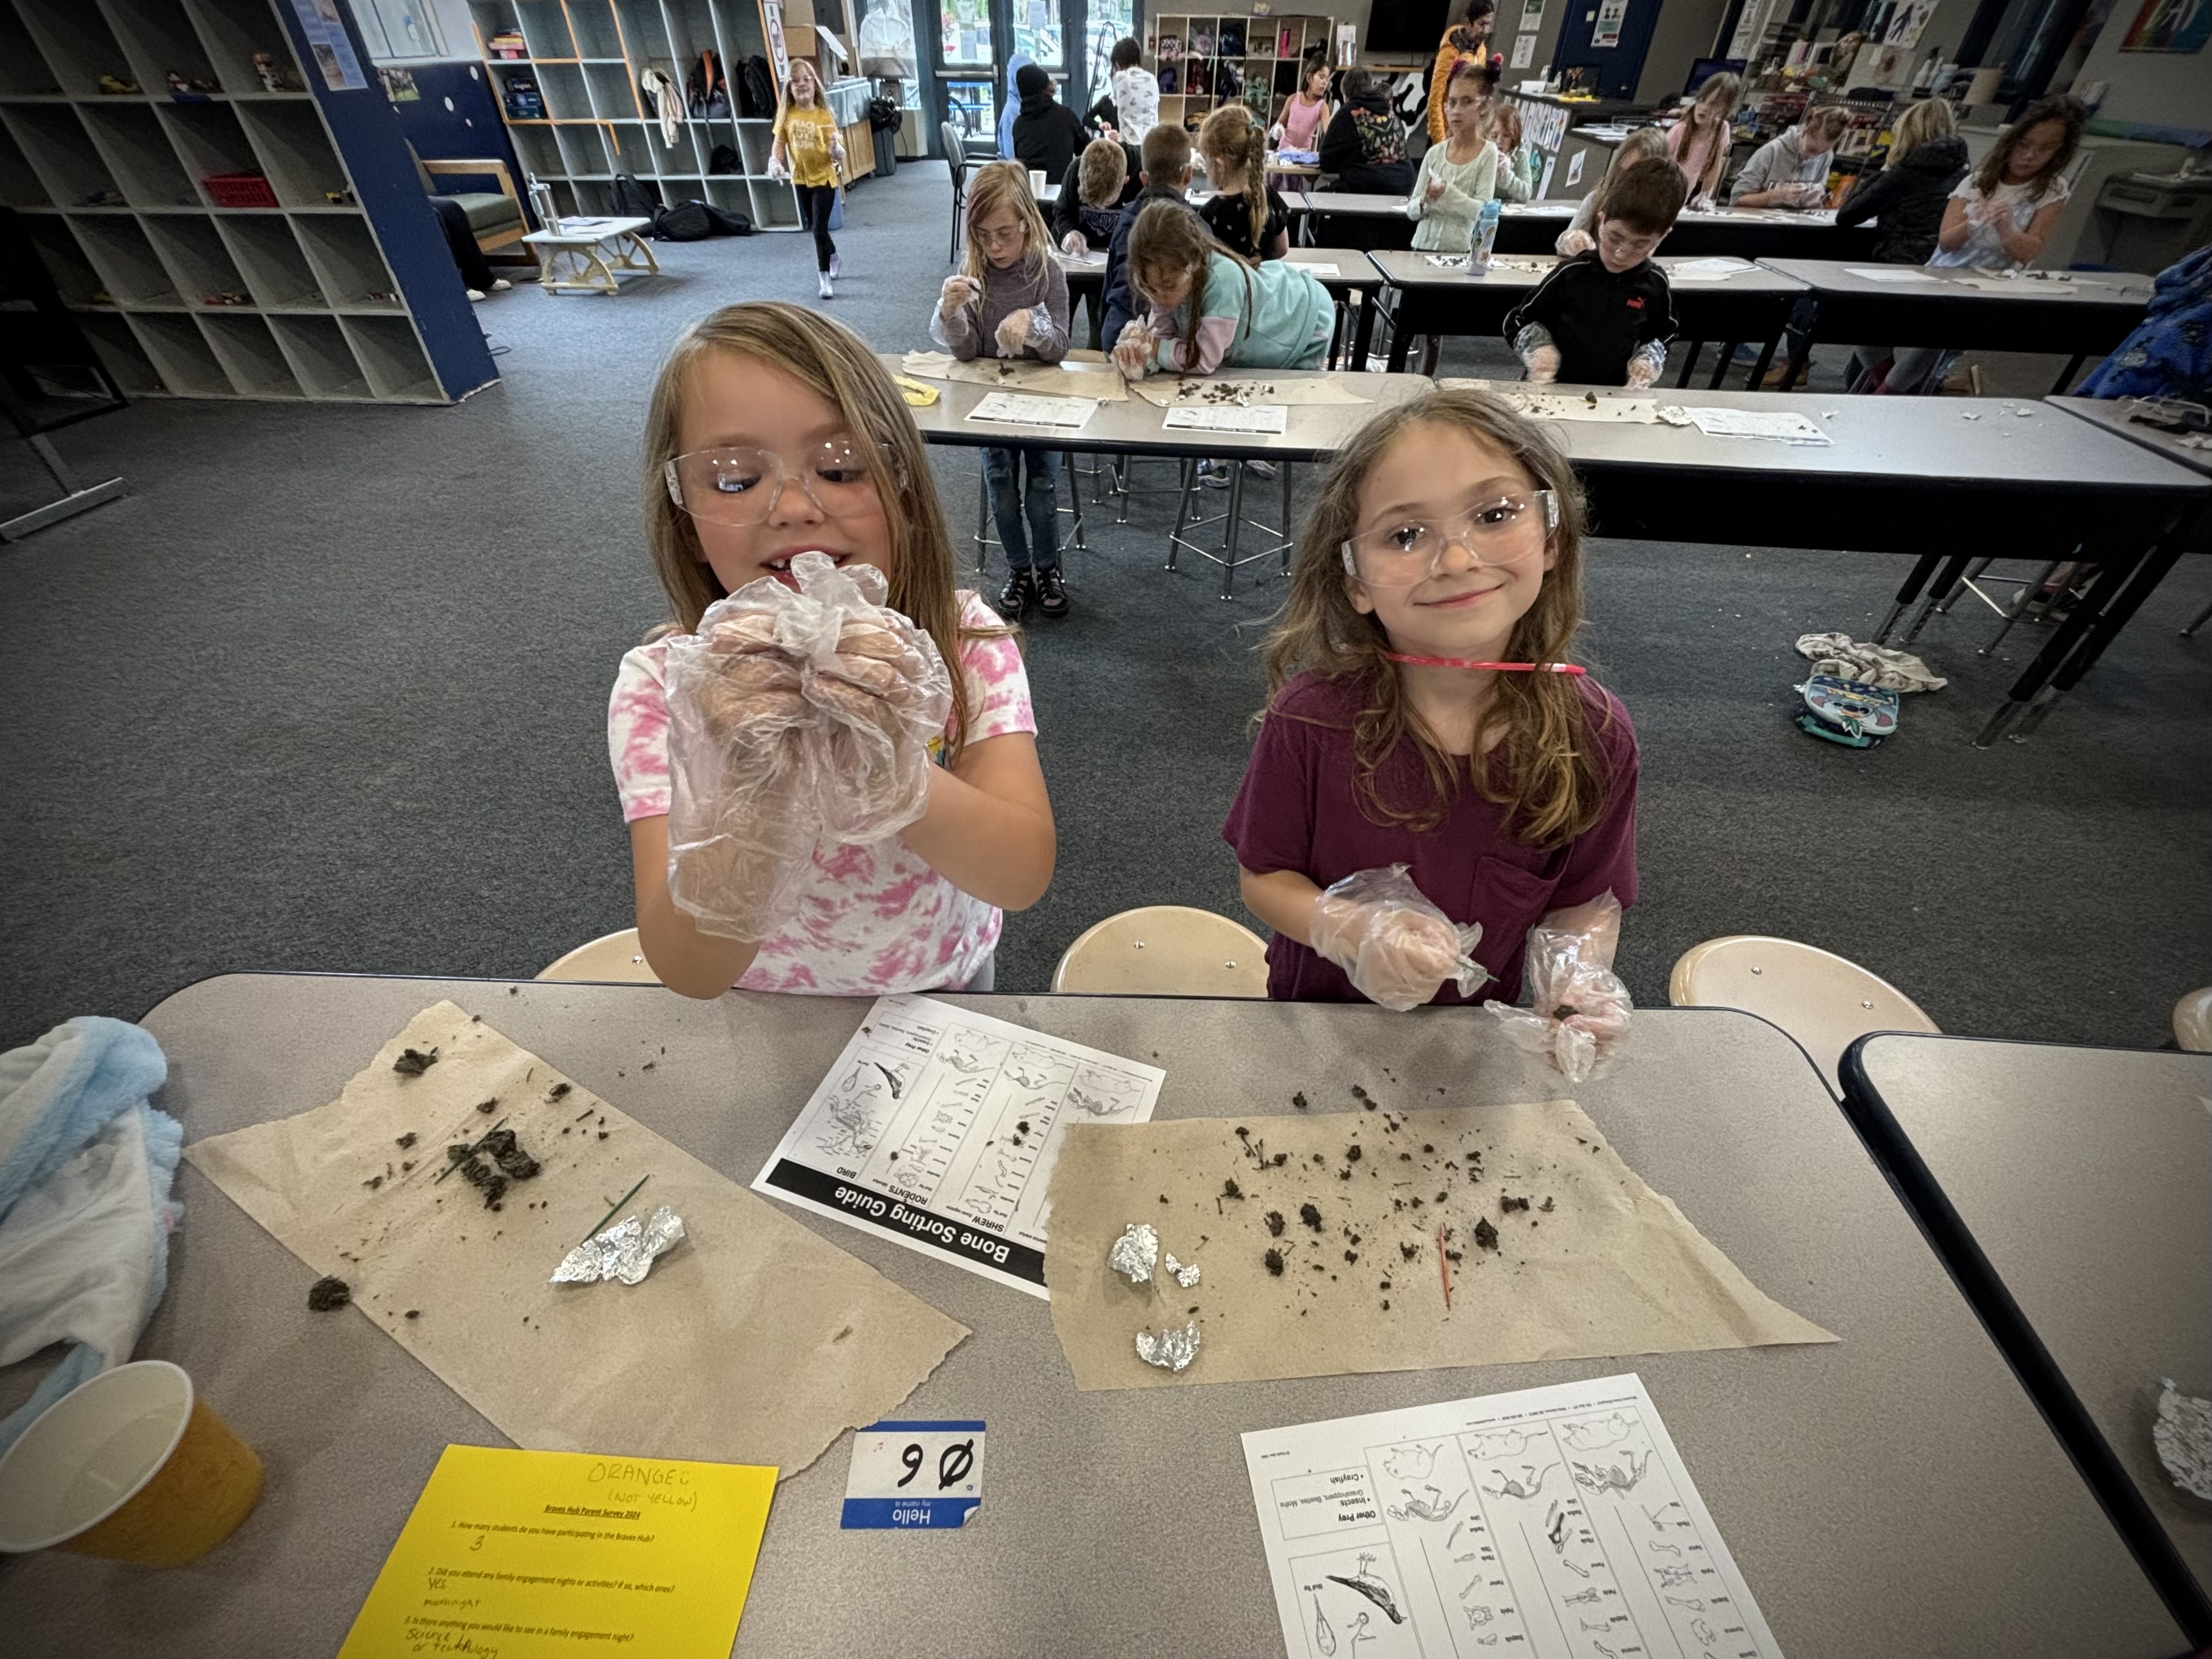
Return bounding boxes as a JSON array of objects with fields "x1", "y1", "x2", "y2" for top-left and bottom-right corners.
[
  {"x1": 346, "y1": 0, "x2": 444, "y2": 60},
  {"x1": 1086, "y1": 0, "x2": 1134, "y2": 106}
]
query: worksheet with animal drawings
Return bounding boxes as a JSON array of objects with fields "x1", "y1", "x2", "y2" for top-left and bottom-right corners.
[
  {"x1": 1242, "y1": 1374, "x2": 1782, "y2": 1659},
  {"x1": 754, "y1": 995, "x2": 1164, "y2": 1298}
]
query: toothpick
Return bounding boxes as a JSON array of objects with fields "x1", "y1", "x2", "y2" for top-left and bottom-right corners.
[
  {"x1": 1438, "y1": 1223, "x2": 1453, "y2": 1311},
  {"x1": 582, "y1": 1175, "x2": 649, "y2": 1244},
  {"x1": 433, "y1": 1117, "x2": 507, "y2": 1182}
]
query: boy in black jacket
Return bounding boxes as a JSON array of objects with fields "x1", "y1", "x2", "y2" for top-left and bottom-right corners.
[{"x1": 1504, "y1": 158, "x2": 1686, "y2": 388}]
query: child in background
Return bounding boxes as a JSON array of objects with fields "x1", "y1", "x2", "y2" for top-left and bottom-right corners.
[
  {"x1": 1407, "y1": 60, "x2": 1501, "y2": 252},
  {"x1": 1102, "y1": 123, "x2": 1200, "y2": 348},
  {"x1": 1506, "y1": 159, "x2": 1684, "y2": 388},
  {"x1": 1555, "y1": 125, "x2": 1668, "y2": 253},
  {"x1": 1108, "y1": 37, "x2": 1160, "y2": 148},
  {"x1": 612, "y1": 302, "x2": 1054, "y2": 997},
  {"x1": 1663, "y1": 72, "x2": 1739, "y2": 209},
  {"x1": 1224, "y1": 386, "x2": 1637, "y2": 1019},
  {"x1": 1056, "y1": 137, "x2": 1138, "y2": 253},
  {"x1": 1870, "y1": 94, "x2": 2083, "y2": 394},
  {"x1": 1730, "y1": 105, "x2": 1848, "y2": 208},
  {"x1": 1198, "y1": 104, "x2": 1292, "y2": 261},
  {"x1": 938, "y1": 162, "x2": 1074, "y2": 620},
  {"x1": 1490, "y1": 102, "x2": 1538, "y2": 203},
  {"x1": 1114, "y1": 202, "x2": 1334, "y2": 378},
  {"x1": 769, "y1": 60, "x2": 846, "y2": 300},
  {"x1": 1272, "y1": 55, "x2": 1332, "y2": 156}
]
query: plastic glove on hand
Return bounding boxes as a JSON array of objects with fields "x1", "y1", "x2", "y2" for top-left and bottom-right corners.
[
  {"x1": 1480, "y1": 891, "x2": 1632, "y2": 1081},
  {"x1": 995, "y1": 312, "x2": 1032, "y2": 356},
  {"x1": 1557, "y1": 228, "x2": 1595, "y2": 257},
  {"x1": 1526, "y1": 345, "x2": 1562, "y2": 385},
  {"x1": 939, "y1": 275, "x2": 980, "y2": 317},
  {"x1": 1061, "y1": 231, "x2": 1089, "y2": 255},
  {"x1": 1112, "y1": 329, "x2": 1156, "y2": 379},
  {"x1": 1308, "y1": 865, "x2": 1487, "y2": 1013},
  {"x1": 1625, "y1": 359, "x2": 1658, "y2": 389}
]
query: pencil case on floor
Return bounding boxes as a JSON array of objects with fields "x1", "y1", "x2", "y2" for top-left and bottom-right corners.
[{"x1": 1794, "y1": 674, "x2": 1899, "y2": 747}]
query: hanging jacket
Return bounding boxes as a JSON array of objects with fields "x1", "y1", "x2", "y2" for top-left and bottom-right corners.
[
  {"x1": 1835, "y1": 135, "x2": 1969, "y2": 264},
  {"x1": 2078, "y1": 244, "x2": 2212, "y2": 402}
]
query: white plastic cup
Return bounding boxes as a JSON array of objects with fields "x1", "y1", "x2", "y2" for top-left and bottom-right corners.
[
  {"x1": 1029, "y1": 168, "x2": 1047, "y2": 196},
  {"x1": 0, "y1": 1360, "x2": 262, "y2": 1567}
]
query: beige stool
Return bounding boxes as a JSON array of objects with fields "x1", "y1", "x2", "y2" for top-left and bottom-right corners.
[
  {"x1": 1052, "y1": 906, "x2": 1269, "y2": 997},
  {"x1": 1668, "y1": 934, "x2": 1938, "y2": 1093},
  {"x1": 538, "y1": 928, "x2": 661, "y2": 984},
  {"x1": 2175, "y1": 988, "x2": 2212, "y2": 1053}
]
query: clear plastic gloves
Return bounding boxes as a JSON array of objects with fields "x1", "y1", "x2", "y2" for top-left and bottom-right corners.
[
  {"x1": 1308, "y1": 865, "x2": 1489, "y2": 1013},
  {"x1": 1482, "y1": 890, "x2": 1632, "y2": 1082},
  {"x1": 995, "y1": 304, "x2": 1052, "y2": 357},
  {"x1": 1526, "y1": 345, "x2": 1561, "y2": 384},
  {"x1": 1111, "y1": 326, "x2": 1157, "y2": 379},
  {"x1": 1061, "y1": 230, "x2": 1089, "y2": 255},
  {"x1": 663, "y1": 553, "x2": 952, "y2": 941},
  {"x1": 1556, "y1": 227, "x2": 1595, "y2": 257},
  {"x1": 938, "y1": 274, "x2": 979, "y2": 318}
]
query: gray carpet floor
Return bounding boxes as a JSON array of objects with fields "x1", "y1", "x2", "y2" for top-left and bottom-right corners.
[{"x1": 2, "y1": 160, "x2": 2207, "y2": 1054}]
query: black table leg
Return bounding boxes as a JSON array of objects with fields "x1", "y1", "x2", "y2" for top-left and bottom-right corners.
[
  {"x1": 1748, "y1": 332, "x2": 1781, "y2": 388},
  {"x1": 1351, "y1": 292, "x2": 1378, "y2": 371},
  {"x1": 1974, "y1": 548, "x2": 2141, "y2": 746},
  {"x1": 1900, "y1": 553, "x2": 1977, "y2": 646},
  {"x1": 2050, "y1": 352, "x2": 2085, "y2": 395},
  {"x1": 1706, "y1": 342, "x2": 1738, "y2": 390},
  {"x1": 1674, "y1": 341, "x2": 1702, "y2": 388},
  {"x1": 1384, "y1": 291, "x2": 1412, "y2": 374},
  {"x1": 2012, "y1": 533, "x2": 2188, "y2": 738},
  {"x1": 1873, "y1": 553, "x2": 1947, "y2": 644}
]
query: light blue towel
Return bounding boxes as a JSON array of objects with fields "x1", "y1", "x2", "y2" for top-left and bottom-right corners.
[{"x1": 0, "y1": 1018, "x2": 179, "y2": 1452}]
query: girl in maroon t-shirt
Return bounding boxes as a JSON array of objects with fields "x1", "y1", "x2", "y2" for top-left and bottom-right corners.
[{"x1": 1223, "y1": 386, "x2": 1637, "y2": 1036}]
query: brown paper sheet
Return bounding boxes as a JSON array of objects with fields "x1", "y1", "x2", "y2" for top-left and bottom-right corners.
[
  {"x1": 902, "y1": 350, "x2": 1132, "y2": 401},
  {"x1": 1043, "y1": 1099, "x2": 1834, "y2": 1390},
  {"x1": 184, "y1": 1002, "x2": 966, "y2": 1477},
  {"x1": 1130, "y1": 375, "x2": 1372, "y2": 408}
]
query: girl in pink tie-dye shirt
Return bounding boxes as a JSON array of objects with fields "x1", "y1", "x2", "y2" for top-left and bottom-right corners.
[{"x1": 609, "y1": 302, "x2": 1056, "y2": 998}]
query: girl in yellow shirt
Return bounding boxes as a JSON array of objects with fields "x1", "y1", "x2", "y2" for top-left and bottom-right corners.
[{"x1": 771, "y1": 61, "x2": 848, "y2": 299}]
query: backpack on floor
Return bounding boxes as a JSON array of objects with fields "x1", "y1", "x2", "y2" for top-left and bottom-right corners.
[
  {"x1": 650, "y1": 198, "x2": 752, "y2": 240},
  {"x1": 739, "y1": 55, "x2": 776, "y2": 120},
  {"x1": 1794, "y1": 675, "x2": 1899, "y2": 748},
  {"x1": 2075, "y1": 245, "x2": 2212, "y2": 403},
  {"x1": 610, "y1": 173, "x2": 657, "y2": 218}
]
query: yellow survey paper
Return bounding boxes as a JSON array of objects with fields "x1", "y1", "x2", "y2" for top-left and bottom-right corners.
[{"x1": 338, "y1": 1445, "x2": 776, "y2": 1659}]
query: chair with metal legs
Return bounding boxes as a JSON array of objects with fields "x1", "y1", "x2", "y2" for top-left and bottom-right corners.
[
  {"x1": 1165, "y1": 456, "x2": 1297, "y2": 599},
  {"x1": 1929, "y1": 557, "x2": 2072, "y2": 656}
]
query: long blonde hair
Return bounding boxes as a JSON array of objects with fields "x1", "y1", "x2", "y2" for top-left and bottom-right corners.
[
  {"x1": 1261, "y1": 388, "x2": 1611, "y2": 847},
  {"x1": 778, "y1": 59, "x2": 821, "y2": 115},
  {"x1": 1885, "y1": 97, "x2": 1954, "y2": 168},
  {"x1": 641, "y1": 301, "x2": 1001, "y2": 761},
  {"x1": 961, "y1": 160, "x2": 1053, "y2": 286},
  {"x1": 1600, "y1": 125, "x2": 1669, "y2": 194},
  {"x1": 1199, "y1": 103, "x2": 1270, "y2": 254}
]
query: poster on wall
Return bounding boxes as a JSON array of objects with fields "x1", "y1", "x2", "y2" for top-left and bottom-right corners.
[
  {"x1": 288, "y1": 0, "x2": 367, "y2": 90},
  {"x1": 1592, "y1": 0, "x2": 1628, "y2": 47},
  {"x1": 1511, "y1": 31, "x2": 1537, "y2": 64},
  {"x1": 1520, "y1": 0, "x2": 1546, "y2": 30},
  {"x1": 1883, "y1": 0, "x2": 1939, "y2": 47},
  {"x1": 2120, "y1": 0, "x2": 2211, "y2": 50}
]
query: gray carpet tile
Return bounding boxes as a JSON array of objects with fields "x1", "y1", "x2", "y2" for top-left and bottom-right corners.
[{"x1": 2, "y1": 159, "x2": 2206, "y2": 1053}]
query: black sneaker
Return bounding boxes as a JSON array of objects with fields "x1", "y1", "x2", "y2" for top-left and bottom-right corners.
[
  {"x1": 1035, "y1": 565, "x2": 1069, "y2": 619},
  {"x1": 996, "y1": 567, "x2": 1035, "y2": 617}
]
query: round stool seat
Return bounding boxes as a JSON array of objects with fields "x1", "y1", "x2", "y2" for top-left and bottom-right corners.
[
  {"x1": 1668, "y1": 934, "x2": 1937, "y2": 1092},
  {"x1": 2175, "y1": 988, "x2": 2212, "y2": 1053},
  {"x1": 538, "y1": 929, "x2": 661, "y2": 984},
  {"x1": 1052, "y1": 906, "x2": 1269, "y2": 997}
]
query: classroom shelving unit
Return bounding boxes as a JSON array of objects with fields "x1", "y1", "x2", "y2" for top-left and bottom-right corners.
[
  {"x1": 470, "y1": 0, "x2": 811, "y2": 231},
  {"x1": 0, "y1": 0, "x2": 494, "y2": 404},
  {"x1": 1143, "y1": 10, "x2": 1334, "y2": 135}
]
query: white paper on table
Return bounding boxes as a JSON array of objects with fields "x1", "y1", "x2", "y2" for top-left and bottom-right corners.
[
  {"x1": 1684, "y1": 405, "x2": 1831, "y2": 444},
  {"x1": 964, "y1": 391, "x2": 1099, "y2": 429},
  {"x1": 1163, "y1": 403, "x2": 1290, "y2": 434},
  {"x1": 1670, "y1": 256, "x2": 1756, "y2": 281},
  {"x1": 1242, "y1": 1373, "x2": 1786, "y2": 1659},
  {"x1": 902, "y1": 349, "x2": 957, "y2": 375},
  {"x1": 1845, "y1": 266, "x2": 1939, "y2": 282},
  {"x1": 1057, "y1": 249, "x2": 1106, "y2": 267},
  {"x1": 752, "y1": 994, "x2": 1163, "y2": 1298},
  {"x1": 1292, "y1": 261, "x2": 1342, "y2": 276}
]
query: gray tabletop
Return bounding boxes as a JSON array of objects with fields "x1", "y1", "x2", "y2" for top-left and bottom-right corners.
[
  {"x1": 1371, "y1": 248, "x2": 1808, "y2": 299},
  {"x1": 1851, "y1": 1034, "x2": 2212, "y2": 1614},
  {"x1": 1760, "y1": 259, "x2": 2155, "y2": 309},
  {"x1": 0, "y1": 976, "x2": 2184, "y2": 1658},
  {"x1": 1299, "y1": 189, "x2": 1410, "y2": 217},
  {"x1": 1432, "y1": 377, "x2": 2212, "y2": 490},
  {"x1": 885, "y1": 356, "x2": 1434, "y2": 458},
  {"x1": 2050, "y1": 394, "x2": 2212, "y2": 480},
  {"x1": 1281, "y1": 246, "x2": 1387, "y2": 291}
]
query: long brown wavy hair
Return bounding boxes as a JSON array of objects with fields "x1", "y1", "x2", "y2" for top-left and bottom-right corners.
[
  {"x1": 1129, "y1": 199, "x2": 1251, "y2": 366},
  {"x1": 1260, "y1": 387, "x2": 1611, "y2": 847},
  {"x1": 1972, "y1": 93, "x2": 2082, "y2": 199},
  {"x1": 641, "y1": 300, "x2": 1005, "y2": 761}
]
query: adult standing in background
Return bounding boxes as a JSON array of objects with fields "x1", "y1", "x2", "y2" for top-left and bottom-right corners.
[
  {"x1": 1109, "y1": 38, "x2": 1160, "y2": 148},
  {"x1": 1427, "y1": 0, "x2": 1497, "y2": 144},
  {"x1": 1012, "y1": 63, "x2": 1088, "y2": 183},
  {"x1": 997, "y1": 51, "x2": 1034, "y2": 157}
]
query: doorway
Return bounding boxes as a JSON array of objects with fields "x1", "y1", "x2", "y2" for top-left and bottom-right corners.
[{"x1": 928, "y1": 0, "x2": 1095, "y2": 152}]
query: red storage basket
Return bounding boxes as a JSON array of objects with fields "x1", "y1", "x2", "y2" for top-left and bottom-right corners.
[{"x1": 203, "y1": 173, "x2": 278, "y2": 208}]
